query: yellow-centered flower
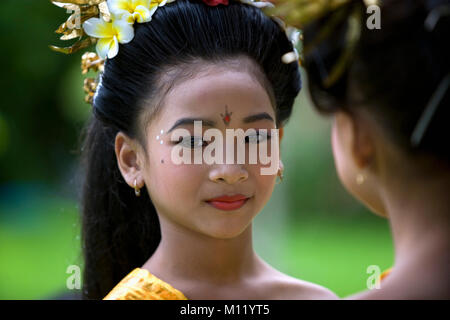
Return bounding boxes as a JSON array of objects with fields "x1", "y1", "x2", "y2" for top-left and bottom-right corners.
[
  {"x1": 83, "y1": 17, "x2": 134, "y2": 59},
  {"x1": 108, "y1": 0, "x2": 156, "y2": 24},
  {"x1": 149, "y1": 0, "x2": 176, "y2": 11}
]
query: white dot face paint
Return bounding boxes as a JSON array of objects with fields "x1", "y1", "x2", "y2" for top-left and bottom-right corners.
[{"x1": 156, "y1": 130, "x2": 164, "y2": 143}]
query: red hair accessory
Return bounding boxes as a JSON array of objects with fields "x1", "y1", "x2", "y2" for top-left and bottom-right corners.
[{"x1": 202, "y1": 0, "x2": 229, "y2": 6}]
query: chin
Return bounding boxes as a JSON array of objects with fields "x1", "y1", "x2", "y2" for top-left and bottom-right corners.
[
  {"x1": 208, "y1": 232, "x2": 244, "y2": 240},
  {"x1": 350, "y1": 187, "x2": 388, "y2": 219},
  {"x1": 197, "y1": 220, "x2": 251, "y2": 240},
  {"x1": 340, "y1": 176, "x2": 388, "y2": 218},
  {"x1": 363, "y1": 200, "x2": 388, "y2": 218}
]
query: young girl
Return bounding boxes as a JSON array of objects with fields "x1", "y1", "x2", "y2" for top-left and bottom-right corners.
[
  {"x1": 274, "y1": 0, "x2": 450, "y2": 299},
  {"x1": 54, "y1": 0, "x2": 338, "y2": 300}
]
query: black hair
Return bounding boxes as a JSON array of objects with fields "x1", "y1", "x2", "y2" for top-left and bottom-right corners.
[
  {"x1": 80, "y1": 0, "x2": 301, "y2": 300},
  {"x1": 303, "y1": 0, "x2": 450, "y2": 161}
]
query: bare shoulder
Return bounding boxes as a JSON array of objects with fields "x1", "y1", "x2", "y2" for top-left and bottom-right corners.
[
  {"x1": 272, "y1": 274, "x2": 338, "y2": 300},
  {"x1": 257, "y1": 266, "x2": 338, "y2": 300}
]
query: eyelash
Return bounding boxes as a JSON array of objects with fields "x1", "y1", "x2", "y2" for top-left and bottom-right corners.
[{"x1": 175, "y1": 132, "x2": 272, "y2": 149}]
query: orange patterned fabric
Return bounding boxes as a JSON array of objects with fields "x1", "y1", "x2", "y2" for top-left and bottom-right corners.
[{"x1": 103, "y1": 268, "x2": 188, "y2": 300}]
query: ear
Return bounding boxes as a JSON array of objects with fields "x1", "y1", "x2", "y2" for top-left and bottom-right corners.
[
  {"x1": 347, "y1": 113, "x2": 376, "y2": 169},
  {"x1": 278, "y1": 127, "x2": 284, "y2": 141},
  {"x1": 115, "y1": 131, "x2": 145, "y2": 188}
]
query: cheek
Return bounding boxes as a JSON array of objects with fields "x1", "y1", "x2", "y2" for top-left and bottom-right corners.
[
  {"x1": 152, "y1": 164, "x2": 202, "y2": 195},
  {"x1": 331, "y1": 122, "x2": 345, "y2": 180},
  {"x1": 331, "y1": 120, "x2": 355, "y2": 192},
  {"x1": 250, "y1": 165, "x2": 276, "y2": 210},
  {"x1": 144, "y1": 145, "x2": 204, "y2": 208},
  {"x1": 332, "y1": 118, "x2": 385, "y2": 216}
]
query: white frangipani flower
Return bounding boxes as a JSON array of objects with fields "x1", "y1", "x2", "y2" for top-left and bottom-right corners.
[
  {"x1": 83, "y1": 17, "x2": 134, "y2": 59},
  {"x1": 108, "y1": 0, "x2": 155, "y2": 24}
]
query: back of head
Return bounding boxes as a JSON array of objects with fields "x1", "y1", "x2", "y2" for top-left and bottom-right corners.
[
  {"x1": 80, "y1": 0, "x2": 301, "y2": 300},
  {"x1": 303, "y1": 0, "x2": 450, "y2": 162}
]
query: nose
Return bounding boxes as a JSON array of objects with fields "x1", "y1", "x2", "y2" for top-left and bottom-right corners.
[{"x1": 209, "y1": 165, "x2": 248, "y2": 184}]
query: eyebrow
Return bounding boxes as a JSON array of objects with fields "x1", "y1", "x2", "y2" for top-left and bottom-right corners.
[
  {"x1": 242, "y1": 112, "x2": 274, "y2": 124},
  {"x1": 167, "y1": 112, "x2": 275, "y2": 133},
  {"x1": 167, "y1": 118, "x2": 216, "y2": 133}
]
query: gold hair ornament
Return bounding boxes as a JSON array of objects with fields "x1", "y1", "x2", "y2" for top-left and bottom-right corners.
[
  {"x1": 267, "y1": 0, "x2": 380, "y2": 87},
  {"x1": 49, "y1": 0, "x2": 111, "y2": 54},
  {"x1": 49, "y1": 0, "x2": 298, "y2": 104}
]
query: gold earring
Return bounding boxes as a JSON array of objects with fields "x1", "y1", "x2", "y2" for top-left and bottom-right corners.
[
  {"x1": 276, "y1": 168, "x2": 284, "y2": 184},
  {"x1": 356, "y1": 173, "x2": 365, "y2": 185},
  {"x1": 134, "y1": 178, "x2": 141, "y2": 197}
]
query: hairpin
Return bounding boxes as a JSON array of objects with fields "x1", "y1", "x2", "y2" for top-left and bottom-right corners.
[
  {"x1": 410, "y1": 3, "x2": 450, "y2": 147},
  {"x1": 410, "y1": 74, "x2": 450, "y2": 147}
]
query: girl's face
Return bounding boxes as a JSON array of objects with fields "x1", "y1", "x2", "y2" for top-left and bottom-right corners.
[{"x1": 140, "y1": 65, "x2": 280, "y2": 239}]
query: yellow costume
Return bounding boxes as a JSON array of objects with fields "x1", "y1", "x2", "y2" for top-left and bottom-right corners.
[{"x1": 103, "y1": 268, "x2": 188, "y2": 300}]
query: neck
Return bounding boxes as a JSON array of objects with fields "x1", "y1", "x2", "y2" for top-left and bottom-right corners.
[
  {"x1": 142, "y1": 216, "x2": 261, "y2": 285},
  {"x1": 382, "y1": 171, "x2": 450, "y2": 273},
  {"x1": 350, "y1": 170, "x2": 450, "y2": 299}
]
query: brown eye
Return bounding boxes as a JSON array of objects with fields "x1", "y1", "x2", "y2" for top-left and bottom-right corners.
[
  {"x1": 178, "y1": 136, "x2": 207, "y2": 149},
  {"x1": 245, "y1": 132, "x2": 271, "y2": 144}
]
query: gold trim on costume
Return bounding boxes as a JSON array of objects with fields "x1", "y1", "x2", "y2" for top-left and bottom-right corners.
[
  {"x1": 103, "y1": 268, "x2": 188, "y2": 300},
  {"x1": 380, "y1": 267, "x2": 392, "y2": 282}
]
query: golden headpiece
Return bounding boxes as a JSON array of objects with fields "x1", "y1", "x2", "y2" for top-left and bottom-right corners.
[{"x1": 266, "y1": 0, "x2": 380, "y2": 88}]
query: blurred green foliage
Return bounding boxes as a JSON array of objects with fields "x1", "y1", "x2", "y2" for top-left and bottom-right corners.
[
  {"x1": 0, "y1": 188, "x2": 81, "y2": 299},
  {"x1": 0, "y1": 0, "x2": 89, "y2": 184}
]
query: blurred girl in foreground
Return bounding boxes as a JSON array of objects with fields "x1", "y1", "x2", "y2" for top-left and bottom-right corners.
[{"x1": 273, "y1": 0, "x2": 450, "y2": 299}]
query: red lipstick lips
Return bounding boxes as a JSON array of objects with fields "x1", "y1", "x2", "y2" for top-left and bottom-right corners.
[{"x1": 206, "y1": 194, "x2": 250, "y2": 211}]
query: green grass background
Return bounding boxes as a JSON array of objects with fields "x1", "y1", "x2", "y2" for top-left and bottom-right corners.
[{"x1": 0, "y1": 195, "x2": 393, "y2": 299}]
